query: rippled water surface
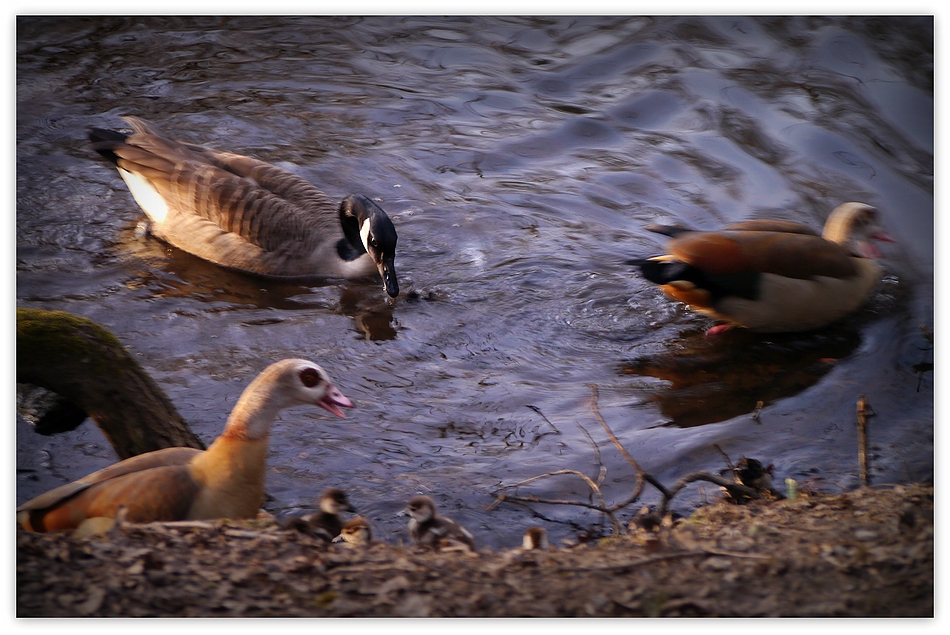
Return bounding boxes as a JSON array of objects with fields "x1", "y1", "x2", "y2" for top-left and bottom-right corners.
[{"x1": 16, "y1": 16, "x2": 933, "y2": 547}]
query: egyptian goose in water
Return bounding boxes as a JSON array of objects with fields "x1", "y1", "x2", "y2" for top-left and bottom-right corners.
[
  {"x1": 334, "y1": 516, "x2": 373, "y2": 547},
  {"x1": 17, "y1": 359, "x2": 353, "y2": 532},
  {"x1": 406, "y1": 495, "x2": 477, "y2": 552},
  {"x1": 632, "y1": 202, "x2": 893, "y2": 333},
  {"x1": 279, "y1": 487, "x2": 354, "y2": 541},
  {"x1": 89, "y1": 117, "x2": 399, "y2": 297}
]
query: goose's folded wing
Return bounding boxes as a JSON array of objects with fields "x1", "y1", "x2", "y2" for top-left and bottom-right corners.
[
  {"x1": 33, "y1": 464, "x2": 203, "y2": 530},
  {"x1": 722, "y1": 219, "x2": 821, "y2": 235},
  {"x1": 667, "y1": 230, "x2": 859, "y2": 280},
  {"x1": 17, "y1": 446, "x2": 202, "y2": 514},
  {"x1": 110, "y1": 151, "x2": 330, "y2": 274}
]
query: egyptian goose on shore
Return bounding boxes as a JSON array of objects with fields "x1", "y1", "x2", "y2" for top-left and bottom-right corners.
[
  {"x1": 89, "y1": 117, "x2": 399, "y2": 297},
  {"x1": 17, "y1": 359, "x2": 353, "y2": 532},
  {"x1": 406, "y1": 495, "x2": 477, "y2": 552},
  {"x1": 632, "y1": 202, "x2": 893, "y2": 333},
  {"x1": 279, "y1": 487, "x2": 354, "y2": 541}
]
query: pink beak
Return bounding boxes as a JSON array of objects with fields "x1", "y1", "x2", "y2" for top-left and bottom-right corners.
[
  {"x1": 859, "y1": 230, "x2": 896, "y2": 259},
  {"x1": 317, "y1": 385, "x2": 354, "y2": 419}
]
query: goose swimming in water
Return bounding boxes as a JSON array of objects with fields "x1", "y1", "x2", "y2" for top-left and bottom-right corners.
[
  {"x1": 631, "y1": 202, "x2": 893, "y2": 333},
  {"x1": 17, "y1": 359, "x2": 353, "y2": 532},
  {"x1": 89, "y1": 117, "x2": 399, "y2": 297}
]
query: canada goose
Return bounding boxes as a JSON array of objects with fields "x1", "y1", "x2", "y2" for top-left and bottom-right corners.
[
  {"x1": 89, "y1": 116, "x2": 399, "y2": 297},
  {"x1": 334, "y1": 516, "x2": 373, "y2": 547},
  {"x1": 631, "y1": 202, "x2": 893, "y2": 333},
  {"x1": 279, "y1": 487, "x2": 354, "y2": 541},
  {"x1": 17, "y1": 359, "x2": 353, "y2": 532},
  {"x1": 406, "y1": 495, "x2": 476, "y2": 552}
]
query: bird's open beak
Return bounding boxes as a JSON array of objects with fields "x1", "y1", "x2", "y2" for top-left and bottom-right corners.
[{"x1": 318, "y1": 385, "x2": 354, "y2": 418}]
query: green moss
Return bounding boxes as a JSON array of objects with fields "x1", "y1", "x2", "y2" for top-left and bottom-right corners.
[{"x1": 17, "y1": 308, "x2": 137, "y2": 377}]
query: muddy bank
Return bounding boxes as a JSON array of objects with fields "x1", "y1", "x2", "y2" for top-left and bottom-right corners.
[{"x1": 16, "y1": 482, "x2": 932, "y2": 617}]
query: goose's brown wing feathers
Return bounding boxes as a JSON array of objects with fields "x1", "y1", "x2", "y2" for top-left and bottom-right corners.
[
  {"x1": 107, "y1": 118, "x2": 342, "y2": 276},
  {"x1": 667, "y1": 230, "x2": 859, "y2": 280},
  {"x1": 17, "y1": 446, "x2": 204, "y2": 531},
  {"x1": 34, "y1": 464, "x2": 202, "y2": 531}
]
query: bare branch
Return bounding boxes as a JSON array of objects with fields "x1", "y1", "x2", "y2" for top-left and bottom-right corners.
[
  {"x1": 574, "y1": 419, "x2": 607, "y2": 487},
  {"x1": 658, "y1": 472, "x2": 759, "y2": 516},
  {"x1": 491, "y1": 469, "x2": 620, "y2": 533},
  {"x1": 589, "y1": 384, "x2": 672, "y2": 501},
  {"x1": 713, "y1": 444, "x2": 739, "y2": 482}
]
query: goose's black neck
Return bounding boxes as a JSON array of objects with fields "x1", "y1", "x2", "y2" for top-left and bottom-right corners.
[{"x1": 337, "y1": 195, "x2": 370, "y2": 262}]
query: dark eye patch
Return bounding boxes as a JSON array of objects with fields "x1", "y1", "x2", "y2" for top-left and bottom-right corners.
[{"x1": 299, "y1": 367, "x2": 323, "y2": 388}]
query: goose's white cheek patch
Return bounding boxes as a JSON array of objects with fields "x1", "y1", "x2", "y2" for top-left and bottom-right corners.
[{"x1": 360, "y1": 219, "x2": 372, "y2": 254}]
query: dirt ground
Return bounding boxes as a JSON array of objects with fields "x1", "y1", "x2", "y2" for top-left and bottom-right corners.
[{"x1": 16, "y1": 482, "x2": 932, "y2": 617}]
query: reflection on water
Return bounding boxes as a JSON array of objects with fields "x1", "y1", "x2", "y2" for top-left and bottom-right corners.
[
  {"x1": 16, "y1": 16, "x2": 933, "y2": 548},
  {"x1": 339, "y1": 287, "x2": 398, "y2": 341},
  {"x1": 620, "y1": 325, "x2": 864, "y2": 428}
]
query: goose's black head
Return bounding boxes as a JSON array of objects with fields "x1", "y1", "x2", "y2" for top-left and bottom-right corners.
[{"x1": 339, "y1": 194, "x2": 399, "y2": 298}]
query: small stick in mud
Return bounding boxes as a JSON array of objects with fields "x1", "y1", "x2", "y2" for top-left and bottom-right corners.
[
  {"x1": 751, "y1": 400, "x2": 764, "y2": 423},
  {"x1": 856, "y1": 395, "x2": 873, "y2": 487}
]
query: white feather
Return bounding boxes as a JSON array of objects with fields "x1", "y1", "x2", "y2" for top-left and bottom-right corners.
[{"x1": 118, "y1": 167, "x2": 168, "y2": 224}]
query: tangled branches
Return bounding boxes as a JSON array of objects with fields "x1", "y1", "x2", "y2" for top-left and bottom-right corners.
[{"x1": 490, "y1": 385, "x2": 763, "y2": 536}]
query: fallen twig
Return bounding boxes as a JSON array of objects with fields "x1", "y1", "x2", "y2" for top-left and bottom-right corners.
[
  {"x1": 589, "y1": 384, "x2": 645, "y2": 500},
  {"x1": 713, "y1": 444, "x2": 739, "y2": 483},
  {"x1": 129, "y1": 520, "x2": 221, "y2": 531},
  {"x1": 588, "y1": 385, "x2": 672, "y2": 500},
  {"x1": 751, "y1": 400, "x2": 764, "y2": 423},
  {"x1": 659, "y1": 472, "x2": 759, "y2": 516},
  {"x1": 490, "y1": 468, "x2": 620, "y2": 534},
  {"x1": 574, "y1": 419, "x2": 607, "y2": 487}
]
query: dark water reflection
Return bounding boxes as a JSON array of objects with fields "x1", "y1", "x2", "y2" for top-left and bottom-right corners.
[
  {"x1": 16, "y1": 16, "x2": 933, "y2": 548},
  {"x1": 620, "y1": 325, "x2": 865, "y2": 428}
]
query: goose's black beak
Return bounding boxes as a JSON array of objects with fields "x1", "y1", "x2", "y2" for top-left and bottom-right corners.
[{"x1": 379, "y1": 256, "x2": 399, "y2": 298}]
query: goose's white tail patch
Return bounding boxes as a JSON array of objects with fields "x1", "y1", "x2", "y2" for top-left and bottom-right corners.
[{"x1": 118, "y1": 168, "x2": 168, "y2": 224}]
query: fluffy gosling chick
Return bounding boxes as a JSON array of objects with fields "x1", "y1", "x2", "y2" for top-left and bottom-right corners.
[
  {"x1": 406, "y1": 495, "x2": 476, "y2": 553},
  {"x1": 333, "y1": 516, "x2": 373, "y2": 547},
  {"x1": 280, "y1": 488, "x2": 354, "y2": 542}
]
